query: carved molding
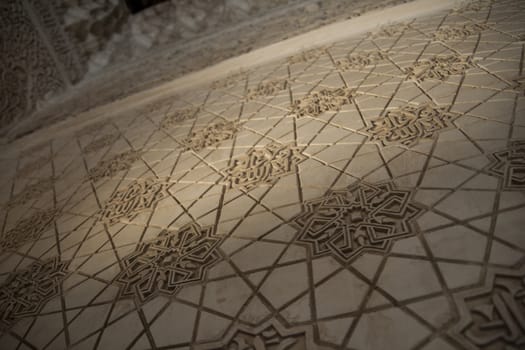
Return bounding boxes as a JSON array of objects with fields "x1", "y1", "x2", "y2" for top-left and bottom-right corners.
[{"x1": 245, "y1": 79, "x2": 289, "y2": 100}]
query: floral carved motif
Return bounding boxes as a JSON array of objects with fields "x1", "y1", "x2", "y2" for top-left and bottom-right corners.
[
  {"x1": 287, "y1": 87, "x2": 355, "y2": 118},
  {"x1": 116, "y1": 224, "x2": 223, "y2": 303},
  {"x1": 227, "y1": 143, "x2": 306, "y2": 191},
  {"x1": 366, "y1": 103, "x2": 457, "y2": 147},
  {"x1": 182, "y1": 120, "x2": 241, "y2": 152}
]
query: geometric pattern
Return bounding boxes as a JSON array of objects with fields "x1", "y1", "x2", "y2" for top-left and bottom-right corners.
[
  {"x1": 0, "y1": 209, "x2": 59, "y2": 252},
  {"x1": 88, "y1": 150, "x2": 142, "y2": 182},
  {"x1": 245, "y1": 79, "x2": 289, "y2": 100},
  {"x1": 4, "y1": 177, "x2": 54, "y2": 209},
  {"x1": 294, "y1": 182, "x2": 423, "y2": 263},
  {"x1": 182, "y1": 120, "x2": 241, "y2": 152},
  {"x1": 82, "y1": 133, "x2": 119, "y2": 154},
  {"x1": 227, "y1": 143, "x2": 306, "y2": 191},
  {"x1": 335, "y1": 51, "x2": 387, "y2": 71},
  {"x1": 452, "y1": 266, "x2": 525, "y2": 350},
  {"x1": 17, "y1": 155, "x2": 50, "y2": 178},
  {"x1": 160, "y1": 107, "x2": 199, "y2": 129},
  {"x1": 488, "y1": 140, "x2": 525, "y2": 190},
  {"x1": 287, "y1": 47, "x2": 327, "y2": 64},
  {"x1": 0, "y1": 258, "x2": 69, "y2": 329},
  {"x1": 98, "y1": 177, "x2": 170, "y2": 225},
  {"x1": 433, "y1": 23, "x2": 488, "y2": 41},
  {"x1": 197, "y1": 319, "x2": 328, "y2": 350},
  {"x1": 1, "y1": 0, "x2": 525, "y2": 348},
  {"x1": 287, "y1": 87, "x2": 354, "y2": 118},
  {"x1": 366, "y1": 103, "x2": 458, "y2": 147},
  {"x1": 116, "y1": 224, "x2": 223, "y2": 303}
]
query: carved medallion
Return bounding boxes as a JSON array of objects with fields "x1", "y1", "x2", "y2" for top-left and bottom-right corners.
[
  {"x1": 287, "y1": 47, "x2": 327, "y2": 64},
  {"x1": 0, "y1": 209, "x2": 59, "y2": 252},
  {"x1": 227, "y1": 143, "x2": 307, "y2": 191},
  {"x1": 287, "y1": 87, "x2": 355, "y2": 118},
  {"x1": 373, "y1": 23, "x2": 410, "y2": 38},
  {"x1": 452, "y1": 267, "x2": 525, "y2": 350},
  {"x1": 182, "y1": 120, "x2": 241, "y2": 152},
  {"x1": 488, "y1": 140, "x2": 525, "y2": 190},
  {"x1": 88, "y1": 150, "x2": 142, "y2": 182},
  {"x1": 4, "y1": 178, "x2": 54, "y2": 210},
  {"x1": 197, "y1": 319, "x2": 327, "y2": 350},
  {"x1": 293, "y1": 182, "x2": 422, "y2": 263},
  {"x1": 365, "y1": 103, "x2": 457, "y2": 147},
  {"x1": 116, "y1": 223, "x2": 223, "y2": 303},
  {"x1": 0, "y1": 258, "x2": 69, "y2": 329},
  {"x1": 245, "y1": 79, "x2": 288, "y2": 100},
  {"x1": 99, "y1": 178, "x2": 170, "y2": 225},
  {"x1": 160, "y1": 107, "x2": 199, "y2": 129},
  {"x1": 335, "y1": 51, "x2": 387, "y2": 71},
  {"x1": 406, "y1": 54, "x2": 473, "y2": 81},
  {"x1": 82, "y1": 133, "x2": 120, "y2": 154},
  {"x1": 434, "y1": 23, "x2": 488, "y2": 41}
]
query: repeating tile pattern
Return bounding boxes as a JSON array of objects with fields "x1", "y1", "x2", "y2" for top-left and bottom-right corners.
[{"x1": 0, "y1": 0, "x2": 524, "y2": 348}]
